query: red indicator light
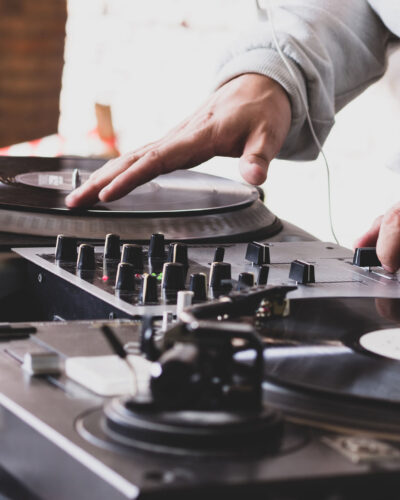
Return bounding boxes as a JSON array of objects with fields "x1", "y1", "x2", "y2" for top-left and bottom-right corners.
[
  {"x1": 135, "y1": 273, "x2": 141, "y2": 278},
  {"x1": 102, "y1": 275, "x2": 109, "y2": 282}
]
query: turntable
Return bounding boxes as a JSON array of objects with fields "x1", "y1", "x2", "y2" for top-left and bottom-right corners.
[
  {"x1": 0, "y1": 156, "x2": 281, "y2": 243},
  {"x1": 1, "y1": 290, "x2": 400, "y2": 499}
]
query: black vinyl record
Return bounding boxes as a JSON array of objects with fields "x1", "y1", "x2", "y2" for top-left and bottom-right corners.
[
  {"x1": 0, "y1": 156, "x2": 258, "y2": 214},
  {"x1": 0, "y1": 156, "x2": 281, "y2": 241},
  {"x1": 260, "y1": 297, "x2": 400, "y2": 405}
]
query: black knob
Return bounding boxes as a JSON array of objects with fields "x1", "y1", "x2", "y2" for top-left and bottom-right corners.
[
  {"x1": 104, "y1": 233, "x2": 121, "y2": 260},
  {"x1": 189, "y1": 273, "x2": 207, "y2": 301},
  {"x1": 289, "y1": 260, "x2": 315, "y2": 284},
  {"x1": 237, "y1": 272, "x2": 255, "y2": 290},
  {"x1": 353, "y1": 247, "x2": 381, "y2": 267},
  {"x1": 140, "y1": 273, "x2": 158, "y2": 304},
  {"x1": 121, "y1": 244, "x2": 143, "y2": 271},
  {"x1": 209, "y1": 261, "x2": 231, "y2": 289},
  {"x1": 257, "y1": 264, "x2": 269, "y2": 285},
  {"x1": 167, "y1": 243, "x2": 188, "y2": 267},
  {"x1": 162, "y1": 262, "x2": 185, "y2": 291},
  {"x1": 115, "y1": 262, "x2": 135, "y2": 291},
  {"x1": 245, "y1": 242, "x2": 270, "y2": 265},
  {"x1": 55, "y1": 234, "x2": 77, "y2": 262},
  {"x1": 148, "y1": 233, "x2": 165, "y2": 260},
  {"x1": 77, "y1": 244, "x2": 96, "y2": 270},
  {"x1": 213, "y1": 247, "x2": 225, "y2": 263}
]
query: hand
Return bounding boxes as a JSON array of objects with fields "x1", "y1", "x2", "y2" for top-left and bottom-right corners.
[
  {"x1": 65, "y1": 74, "x2": 291, "y2": 208},
  {"x1": 354, "y1": 202, "x2": 400, "y2": 272}
]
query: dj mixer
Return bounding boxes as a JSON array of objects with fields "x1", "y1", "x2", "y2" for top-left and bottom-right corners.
[{"x1": 0, "y1": 157, "x2": 400, "y2": 500}]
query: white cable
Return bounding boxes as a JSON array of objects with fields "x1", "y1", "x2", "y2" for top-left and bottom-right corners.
[{"x1": 261, "y1": 0, "x2": 339, "y2": 245}]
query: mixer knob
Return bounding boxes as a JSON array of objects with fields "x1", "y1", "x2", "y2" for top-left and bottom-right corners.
[
  {"x1": 237, "y1": 272, "x2": 255, "y2": 290},
  {"x1": 289, "y1": 260, "x2": 315, "y2": 284},
  {"x1": 77, "y1": 244, "x2": 96, "y2": 270},
  {"x1": 121, "y1": 244, "x2": 143, "y2": 271},
  {"x1": 353, "y1": 247, "x2": 381, "y2": 268},
  {"x1": 245, "y1": 242, "x2": 270, "y2": 265},
  {"x1": 189, "y1": 273, "x2": 207, "y2": 301},
  {"x1": 55, "y1": 234, "x2": 77, "y2": 262},
  {"x1": 213, "y1": 247, "x2": 225, "y2": 263},
  {"x1": 162, "y1": 262, "x2": 185, "y2": 291},
  {"x1": 140, "y1": 273, "x2": 158, "y2": 304},
  {"x1": 257, "y1": 264, "x2": 270, "y2": 285},
  {"x1": 115, "y1": 262, "x2": 135, "y2": 291},
  {"x1": 209, "y1": 262, "x2": 232, "y2": 289},
  {"x1": 167, "y1": 243, "x2": 188, "y2": 267},
  {"x1": 104, "y1": 233, "x2": 121, "y2": 260},
  {"x1": 148, "y1": 233, "x2": 165, "y2": 260}
]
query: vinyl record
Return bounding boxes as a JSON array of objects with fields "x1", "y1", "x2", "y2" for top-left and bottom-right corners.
[
  {"x1": 261, "y1": 297, "x2": 400, "y2": 404},
  {"x1": 0, "y1": 156, "x2": 281, "y2": 241},
  {"x1": 255, "y1": 296, "x2": 400, "y2": 437},
  {"x1": 0, "y1": 156, "x2": 257, "y2": 214}
]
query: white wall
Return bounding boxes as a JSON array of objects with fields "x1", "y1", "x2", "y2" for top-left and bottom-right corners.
[{"x1": 60, "y1": 1, "x2": 400, "y2": 248}]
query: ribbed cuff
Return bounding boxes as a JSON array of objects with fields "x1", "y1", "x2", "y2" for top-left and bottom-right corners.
[{"x1": 213, "y1": 47, "x2": 315, "y2": 158}]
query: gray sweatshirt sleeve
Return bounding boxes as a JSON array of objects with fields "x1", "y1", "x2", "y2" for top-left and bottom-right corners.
[{"x1": 215, "y1": 0, "x2": 391, "y2": 160}]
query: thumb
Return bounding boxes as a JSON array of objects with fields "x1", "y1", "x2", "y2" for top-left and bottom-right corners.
[{"x1": 239, "y1": 134, "x2": 272, "y2": 186}]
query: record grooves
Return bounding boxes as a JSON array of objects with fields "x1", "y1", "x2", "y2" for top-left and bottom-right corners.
[
  {"x1": 0, "y1": 156, "x2": 281, "y2": 241},
  {"x1": 257, "y1": 296, "x2": 400, "y2": 437}
]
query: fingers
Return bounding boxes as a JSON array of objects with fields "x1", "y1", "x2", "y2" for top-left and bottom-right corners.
[
  {"x1": 354, "y1": 206, "x2": 400, "y2": 273},
  {"x1": 353, "y1": 215, "x2": 383, "y2": 249},
  {"x1": 65, "y1": 143, "x2": 157, "y2": 208},
  {"x1": 376, "y1": 203, "x2": 400, "y2": 273},
  {"x1": 65, "y1": 113, "x2": 202, "y2": 208},
  {"x1": 99, "y1": 129, "x2": 214, "y2": 202}
]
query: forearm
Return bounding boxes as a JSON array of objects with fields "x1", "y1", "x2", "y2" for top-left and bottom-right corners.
[{"x1": 215, "y1": 0, "x2": 391, "y2": 160}]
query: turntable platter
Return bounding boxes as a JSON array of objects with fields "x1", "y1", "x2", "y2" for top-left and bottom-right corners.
[{"x1": 0, "y1": 156, "x2": 281, "y2": 241}]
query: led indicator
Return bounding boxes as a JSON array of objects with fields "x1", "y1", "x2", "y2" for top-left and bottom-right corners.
[{"x1": 102, "y1": 275, "x2": 109, "y2": 282}]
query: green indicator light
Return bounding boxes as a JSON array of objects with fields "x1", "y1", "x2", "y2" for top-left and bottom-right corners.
[
  {"x1": 157, "y1": 274, "x2": 163, "y2": 281},
  {"x1": 151, "y1": 272, "x2": 157, "y2": 276}
]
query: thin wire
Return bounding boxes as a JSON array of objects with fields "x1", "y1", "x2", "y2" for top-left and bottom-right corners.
[{"x1": 263, "y1": 0, "x2": 339, "y2": 244}]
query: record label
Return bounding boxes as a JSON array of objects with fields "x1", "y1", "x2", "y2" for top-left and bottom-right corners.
[{"x1": 359, "y1": 328, "x2": 400, "y2": 361}]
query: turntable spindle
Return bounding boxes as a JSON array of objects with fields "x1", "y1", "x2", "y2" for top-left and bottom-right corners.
[{"x1": 72, "y1": 168, "x2": 81, "y2": 190}]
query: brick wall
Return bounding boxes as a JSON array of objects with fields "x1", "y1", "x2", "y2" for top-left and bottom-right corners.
[{"x1": 0, "y1": 0, "x2": 66, "y2": 147}]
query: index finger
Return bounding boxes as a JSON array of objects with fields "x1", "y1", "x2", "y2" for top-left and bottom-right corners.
[
  {"x1": 65, "y1": 144, "x2": 156, "y2": 208},
  {"x1": 98, "y1": 129, "x2": 214, "y2": 202}
]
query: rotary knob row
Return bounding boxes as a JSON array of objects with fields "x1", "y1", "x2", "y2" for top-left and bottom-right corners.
[
  {"x1": 57, "y1": 233, "x2": 228, "y2": 267},
  {"x1": 115, "y1": 260, "x2": 208, "y2": 303},
  {"x1": 65, "y1": 240, "x2": 143, "y2": 272}
]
